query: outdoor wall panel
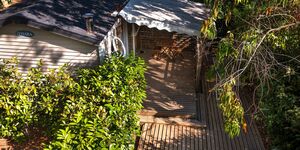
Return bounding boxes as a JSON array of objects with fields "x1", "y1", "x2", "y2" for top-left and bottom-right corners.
[{"x1": 0, "y1": 24, "x2": 99, "y2": 74}]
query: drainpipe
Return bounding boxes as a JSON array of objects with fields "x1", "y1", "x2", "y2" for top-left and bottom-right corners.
[
  {"x1": 98, "y1": 34, "x2": 127, "y2": 64},
  {"x1": 111, "y1": 35, "x2": 126, "y2": 56}
]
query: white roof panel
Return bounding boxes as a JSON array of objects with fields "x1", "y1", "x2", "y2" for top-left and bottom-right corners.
[{"x1": 119, "y1": 0, "x2": 210, "y2": 36}]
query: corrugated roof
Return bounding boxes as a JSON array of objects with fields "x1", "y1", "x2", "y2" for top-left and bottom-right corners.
[
  {"x1": 119, "y1": 0, "x2": 210, "y2": 36},
  {"x1": 0, "y1": 0, "x2": 128, "y2": 45}
]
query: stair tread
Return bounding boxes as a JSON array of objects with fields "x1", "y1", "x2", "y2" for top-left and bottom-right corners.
[
  {"x1": 139, "y1": 116, "x2": 206, "y2": 128},
  {"x1": 139, "y1": 109, "x2": 196, "y2": 119}
]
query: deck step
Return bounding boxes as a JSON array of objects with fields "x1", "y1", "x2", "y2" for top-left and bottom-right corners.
[
  {"x1": 136, "y1": 122, "x2": 207, "y2": 150},
  {"x1": 138, "y1": 109, "x2": 196, "y2": 119},
  {"x1": 139, "y1": 116, "x2": 206, "y2": 128}
]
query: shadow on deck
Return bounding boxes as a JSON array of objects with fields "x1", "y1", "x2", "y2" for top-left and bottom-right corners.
[
  {"x1": 138, "y1": 49, "x2": 197, "y2": 119},
  {"x1": 137, "y1": 67, "x2": 265, "y2": 150},
  {"x1": 137, "y1": 42, "x2": 264, "y2": 149},
  {"x1": 137, "y1": 89, "x2": 265, "y2": 150}
]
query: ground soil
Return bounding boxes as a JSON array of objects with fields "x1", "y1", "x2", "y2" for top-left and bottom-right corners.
[{"x1": 7, "y1": 127, "x2": 50, "y2": 150}]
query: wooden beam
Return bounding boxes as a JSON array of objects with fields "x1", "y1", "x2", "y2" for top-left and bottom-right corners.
[
  {"x1": 139, "y1": 116, "x2": 207, "y2": 128},
  {"x1": 195, "y1": 36, "x2": 204, "y2": 93}
]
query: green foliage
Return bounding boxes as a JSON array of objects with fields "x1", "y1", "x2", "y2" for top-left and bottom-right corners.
[
  {"x1": 215, "y1": 32, "x2": 238, "y2": 66},
  {"x1": 0, "y1": 57, "x2": 29, "y2": 141},
  {"x1": 47, "y1": 54, "x2": 146, "y2": 149},
  {"x1": 218, "y1": 79, "x2": 245, "y2": 138},
  {"x1": 201, "y1": 0, "x2": 300, "y2": 142},
  {"x1": 0, "y1": 54, "x2": 146, "y2": 149},
  {"x1": 259, "y1": 72, "x2": 300, "y2": 149}
]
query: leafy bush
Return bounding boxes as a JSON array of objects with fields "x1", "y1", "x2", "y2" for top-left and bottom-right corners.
[
  {"x1": 0, "y1": 54, "x2": 146, "y2": 149},
  {"x1": 258, "y1": 70, "x2": 300, "y2": 150},
  {"x1": 218, "y1": 79, "x2": 245, "y2": 138}
]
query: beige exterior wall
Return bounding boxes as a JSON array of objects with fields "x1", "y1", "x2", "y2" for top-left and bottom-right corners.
[{"x1": 0, "y1": 24, "x2": 99, "y2": 73}]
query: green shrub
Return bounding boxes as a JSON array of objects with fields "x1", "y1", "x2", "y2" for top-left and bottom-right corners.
[
  {"x1": 258, "y1": 71, "x2": 300, "y2": 150},
  {"x1": 0, "y1": 54, "x2": 146, "y2": 149}
]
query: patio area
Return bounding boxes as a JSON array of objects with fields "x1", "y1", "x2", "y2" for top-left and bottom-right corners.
[
  {"x1": 120, "y1": 0, "x2": 210, "y2": 120},
  {"x1": 136, "y1": 89, "x2": 265, "y2": 150},
  {"x1": 138, "y1": 47, "x2": 197, "y2": 119},
  {"x1": 135, "y1": 44, "x2": 265, "y2": 149}
]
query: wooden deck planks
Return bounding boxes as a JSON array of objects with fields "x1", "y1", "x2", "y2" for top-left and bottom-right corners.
[
  {"x1": 138, "y1": 123, "x2": 205, "y2": 150},
  {"x1": 169, "y1": 124, "x2": 176, "y2": 150},
  {"x1": 204, "y1": 83, "x2": 265, "y2": 150},
  {"x1": 138, "y1": 50, "x2": 197, "y2": 119},
  {"x1": 137, "y1": 91, "x2": 265, "y2": 150},
  {"x1": 137, "y1": 54, "x2": 264, "y2": 150}
]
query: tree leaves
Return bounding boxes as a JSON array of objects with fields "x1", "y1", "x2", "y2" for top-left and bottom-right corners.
[
  {"x1": 0, "y1": 55, "x2": 146, "y2": 149},
  {"x1": 218, "y1": 79, "x2": 245, "y2": 138},
  {"x1": 199, "y1": 0, "x2": 300, "y2": 140}
]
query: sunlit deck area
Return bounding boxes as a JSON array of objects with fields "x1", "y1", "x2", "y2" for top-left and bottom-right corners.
[
  {"x1": 138, "y1": 49, "x2": 197, "y2": 119},
  {"x1": 136, "y1": 91, "x2": 265, "y2": 150},
  {"x1": 136, "y1": 49, "x2": 264, "y2": 149}
]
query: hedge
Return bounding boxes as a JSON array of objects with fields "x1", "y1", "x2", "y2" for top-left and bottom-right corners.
[{"x1": 0, "y1": 54, "x2": 146, "y2": 149}]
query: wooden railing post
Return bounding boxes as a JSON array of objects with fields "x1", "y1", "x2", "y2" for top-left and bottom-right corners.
[
  {"x1": 195, "y1": 36, "x2": 204, "y2": 93},
  {"x1": 0, "y1": 139, "x2": 12, "y2": 150}
]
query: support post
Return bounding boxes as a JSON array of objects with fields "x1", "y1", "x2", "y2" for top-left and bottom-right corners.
[
  {"x1": 132, "y1": 24, "x2": 136, "y2": 56},
  {"x1": 107, "y1": 31, "x2": 112, "y2": 56},
  {"x1": 122, "y1": 20, "x2": 129, "y2": 56},
  {"x1": 195, "y1": 36, "x2": 204, "y2": 93}
]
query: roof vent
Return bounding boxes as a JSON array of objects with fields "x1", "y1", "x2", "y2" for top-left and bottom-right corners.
[{"x1": 83, "y1": 13, "x2": 94, "y2": 33}]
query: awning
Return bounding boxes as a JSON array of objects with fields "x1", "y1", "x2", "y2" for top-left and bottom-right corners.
[{"x1": 119, "y1": 0, "x2": 210, "y2": 36}]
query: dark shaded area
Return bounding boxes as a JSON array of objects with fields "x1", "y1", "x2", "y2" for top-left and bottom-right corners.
[{"x1": 0, "y1": 0, "x2": 128, "y2": 45}]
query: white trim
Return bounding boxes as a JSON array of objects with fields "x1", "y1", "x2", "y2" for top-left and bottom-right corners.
[
  {"x1": 119, "y1": 0, "x2": 210, "y2": 37},
  {"x1": 98, "y1": 21, "x2": 119, "y2": 62},
  {"x1": 122, "y1": 20, "x2": 129, "y2": 55},
  {"x1": 132, "y1": 24, "x2": 136, "y2": 56},
  {"x1": 120, "y1": 12, "x2": 201, "y2": 36}
]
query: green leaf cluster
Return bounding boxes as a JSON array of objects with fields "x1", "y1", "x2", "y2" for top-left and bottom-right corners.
[
  {"x1": 258, "y1": 61, "x2": 300, "y2": 149},
  {"x1": 218, "y1": 79, "x2": 245, "y2": 138},
  {"x1": 200, "y1": 0, "x2": 300, "y2": 143},
  {"x1": 0, "y1": 54, "x2": 146, "y2": 149}
]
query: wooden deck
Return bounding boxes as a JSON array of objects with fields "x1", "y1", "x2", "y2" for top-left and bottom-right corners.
[
  {"x1": 137, "y1": 123, "x2": 206, "y2": 150},
  {"x1": 137, "y1": 45, "x2": 265, "y2": 149},
  {"x1": 138, "y1": 49, "x2": 197, "y2": 118},
  {"x1": 137, "y1": 89, "x2": 265, "y2": 150}
]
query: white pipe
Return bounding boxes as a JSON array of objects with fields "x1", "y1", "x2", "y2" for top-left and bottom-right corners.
[
  {"x1": 98, "y1": 35, "x2": 127, "y2": 64},
  {"x1": 111, "y1": 35, "x2": 127, "y2": 56},
  {"x1": 132, "y1": 24, "x2": 136, "y2": 56}
]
